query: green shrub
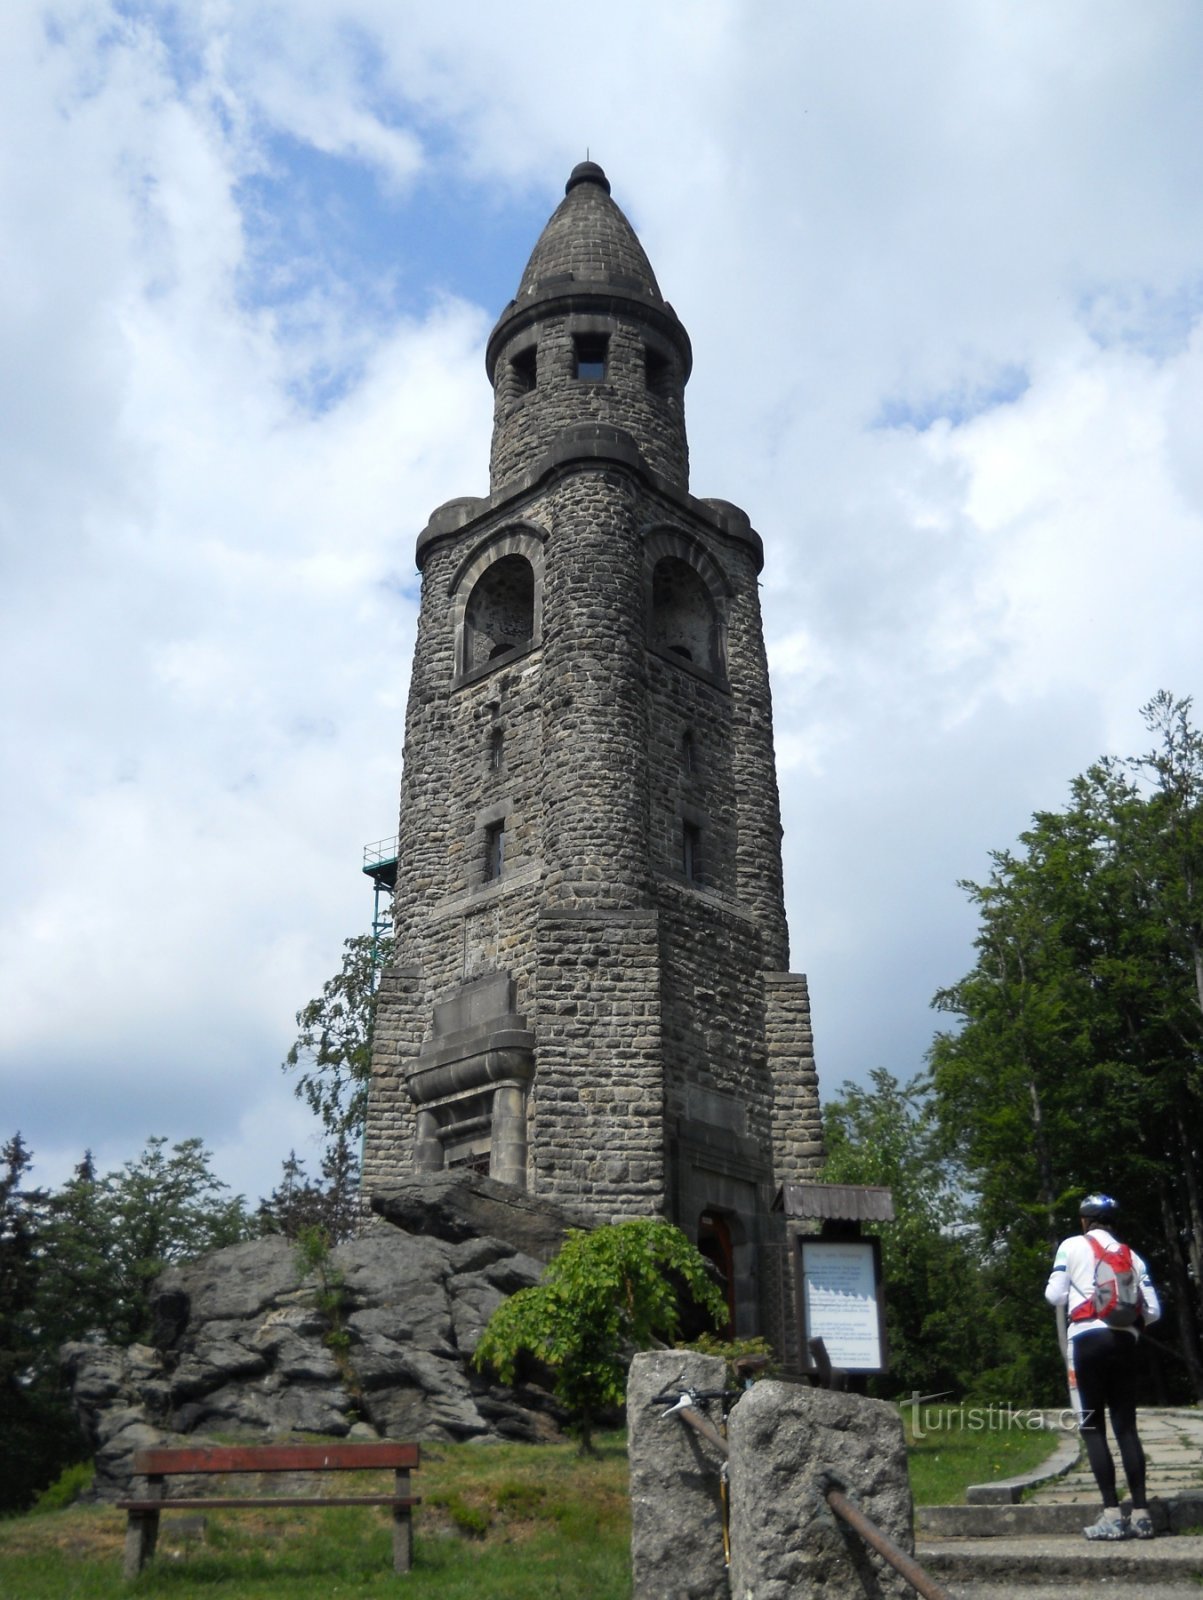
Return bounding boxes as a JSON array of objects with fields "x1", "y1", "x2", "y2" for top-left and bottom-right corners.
[{"x1": 28, "y1": 1461, "x2": 93, "y2": 1516}]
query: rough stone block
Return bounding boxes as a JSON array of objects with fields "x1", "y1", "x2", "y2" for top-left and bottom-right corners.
[
  {"x1": 727, "y1": 1383, "x2": 914, "y2": 1599},
  {"x1": 628, "y1": 1350, "x2": 730, "y2": 1600},
  {"x1": 371, "y1": 1171, "x2": 594, "y2": 1261}
]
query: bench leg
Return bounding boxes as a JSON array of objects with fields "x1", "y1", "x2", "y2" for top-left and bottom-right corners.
[
  {"x1": 123, "y1": 1510, "x2": 160, "y2": 1580},
  {"x1": 392, "y1": 1468, "x2": 412, "y2": 1574}
]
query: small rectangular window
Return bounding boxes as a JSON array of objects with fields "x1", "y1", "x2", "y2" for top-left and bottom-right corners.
[
  {"x1": 510, "y1": 346, "x2": 536, "y2": 393},
  {"x1": 485, "y1": 820, "x2": 507, "y2": 881},
  {"x1": 682, "y1": 821, "x2": 701, "y2": 883},
  {"x1": 646, "y1": 345, "x2": 672, "y2": 397},
  {"x1": 574, "y1": 333, "x2": 608, "y2": 381}
]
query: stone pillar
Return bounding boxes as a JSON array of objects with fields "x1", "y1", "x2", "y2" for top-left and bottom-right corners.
[
  {"x1": 627, "y1": 1350, "x2": 729, "y2": 1600},
  {"x1": 413, "y1": 1110, "x2": 441, "y2": 1172},
  {"x1": 727, "y1": 1382, "x2": 914, "y2": 1599},
  {"x1": 490, "y1": 1083, "x2": 528, "y2": 1187}
]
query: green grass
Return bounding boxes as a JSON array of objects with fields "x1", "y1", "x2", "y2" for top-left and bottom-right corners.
[
  {"x1": 0, "y1": 1415, "x2": 1066, "y2": 1597},
  {"x1": 905, "y1": 1407, "x2": 1068, "y2": 1505},
  {"x1": 0, "y1": 1433, "x2": 632, "y2": 1600}
]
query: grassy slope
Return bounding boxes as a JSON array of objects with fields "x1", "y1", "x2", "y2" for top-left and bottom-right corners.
[{"x1": 0, "y1": 1419, "x2": 1062, "y2": 1599}]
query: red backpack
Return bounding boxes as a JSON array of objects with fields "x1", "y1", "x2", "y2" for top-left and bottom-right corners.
[{"x1": 1070, "y1": 1235, "x2": 1143, "y2": 1328}]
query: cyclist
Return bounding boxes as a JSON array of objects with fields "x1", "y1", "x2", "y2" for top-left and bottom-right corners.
[{"x1": 1045, "y1": 1193, "x2": 1160, "y2": 1541}]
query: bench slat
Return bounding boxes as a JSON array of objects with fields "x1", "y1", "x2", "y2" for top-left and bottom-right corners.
[
  {"x1": 132, "y1": 1442, "x2": 419, "y2": 1474},
  {"x1": 119, "y1": 1495, "x2": 420, "y2": 1511}
]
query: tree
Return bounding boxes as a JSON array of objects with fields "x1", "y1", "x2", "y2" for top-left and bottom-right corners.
[
  {"x1": 820, "y1": 1070, "x2": 994, "y2": 1400},
  {"x1": 930, "y1": 694, "x2": 1203, "y2": 1401},
  {"x1": 473, "y1": 1219, "x2": 727, "y2": 1451},
  {"x1": 256, "y1": 1134, "x2": 361, "y2": 1244},
  {"x1": 0, "y1": 1133, "x2": 254, "y2": 1510},
  {"x1": 284, "y1": 933, "x2": 393, "y2": 1142},
  {"x1": 0, "y1": 1135, "x2": 84, "y2": 1513},
  {"x1": 31, "y1": 1136, "x2": 252, "y2": 1355}
]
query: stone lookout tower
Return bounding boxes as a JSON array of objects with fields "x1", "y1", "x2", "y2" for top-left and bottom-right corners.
[{"x1": 362, "y1": 163, "x2": 822, "y2": 1334}]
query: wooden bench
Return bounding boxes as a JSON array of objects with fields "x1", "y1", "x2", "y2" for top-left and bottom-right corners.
[{"x1": 118, "y1": 1441, "x2": 420, "y2": 1579}]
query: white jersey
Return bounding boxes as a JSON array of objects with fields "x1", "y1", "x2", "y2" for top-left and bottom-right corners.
[{"x1": 1044, "y1": 1227, "x2": 1160, "y2": 1340}]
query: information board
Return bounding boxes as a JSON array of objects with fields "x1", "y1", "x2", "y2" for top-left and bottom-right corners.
[{"x1": 796, "y1": 1238, "x2": 886, "y2": 1372}]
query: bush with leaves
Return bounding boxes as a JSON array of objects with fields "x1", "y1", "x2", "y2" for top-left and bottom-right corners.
[{"x1": 474, "y1": 1218, "x2": 726, "y2": 1451}]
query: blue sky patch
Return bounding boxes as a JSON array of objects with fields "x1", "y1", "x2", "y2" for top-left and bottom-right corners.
[
  {"x1": 1080, "y1": 279, "x2": 1203, "y2": 360},
  {"x1": 874, "y1": 364, "x2": 1030, "y2": 432},
  {"x1": 237, "y1": 134, "x2": 553, "y2": 325}
]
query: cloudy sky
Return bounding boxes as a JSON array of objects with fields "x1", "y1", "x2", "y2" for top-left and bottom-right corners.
[{"x1": 4, "y1": 1, "x2": 1202, "y2": 1205}]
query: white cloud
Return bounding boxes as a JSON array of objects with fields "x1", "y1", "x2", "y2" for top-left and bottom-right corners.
[{"x1": 4, "y1": 0, "x2": 1203, "y2": 1193}]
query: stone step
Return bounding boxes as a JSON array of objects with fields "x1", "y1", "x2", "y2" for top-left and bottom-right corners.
[
  {"x1": 949, "y1": 1584, "x2": 1201, "y2": 1599},
  {"x1": 916, "y1": 1532, "x2": 1203, "y2": 1589},
  {"x1": 918, "y1": 1489, "x2": 1203, "y2": 1540}
]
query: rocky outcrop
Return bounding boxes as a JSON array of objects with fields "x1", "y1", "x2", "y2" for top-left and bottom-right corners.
[{"x1": 65, "y1": 1184, "x2": 586, "y2": 1500}]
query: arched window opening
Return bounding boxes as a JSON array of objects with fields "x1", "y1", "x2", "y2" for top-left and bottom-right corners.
[
  {"x1": 650, "y1": 556, "x2": 719, "y2": 672},
  {"x1": 464, "y1": 554, "x2": 535, "y2": 670}
]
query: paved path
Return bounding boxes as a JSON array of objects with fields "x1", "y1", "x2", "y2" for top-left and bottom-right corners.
[
  {"x1": 1027, "y1": 1406, "x2": 1203, "y2": 1507},
  {"x1": 916, "y1": 1407, "x2": 1203, "y2": 1594}
]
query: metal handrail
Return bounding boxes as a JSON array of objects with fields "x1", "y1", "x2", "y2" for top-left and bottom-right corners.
[
  {"x1": 819, "y1": 1475, "x2": 951, "y2": 1600},
  {"x1": 363, "y1": 836, "x2": 398, "y2": 868}
]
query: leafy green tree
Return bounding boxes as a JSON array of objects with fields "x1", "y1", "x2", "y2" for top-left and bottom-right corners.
[
  {"x1": 84, "y1": 1136, "x2": 251, "y2": 1346},
  {"x1": 474, "y1": 1219, "x2": 727, "y2": 1451},
  {"x1": 820, "y1": 1070, "x2": 994, "y2": 1400},
  {"x1": 284, "y1": 933, "x2": 393, "y2": 1141},
  {"x1": 930, "y1": 694, "x2": 1203, "y2": 1401},
  {"x1": 28, "y1": 1137, "x2": 252, "y2": 1357}
]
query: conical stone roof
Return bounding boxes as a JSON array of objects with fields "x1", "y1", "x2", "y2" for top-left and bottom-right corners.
[
  {"x1": 486, "y1": 161, "x2": 690, "y2": 385},
  {"x1": 515, "y1": 161, "x2": 664, "y2": 303}
]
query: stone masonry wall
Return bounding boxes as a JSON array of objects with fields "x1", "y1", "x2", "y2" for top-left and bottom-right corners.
[
  {"x1": 722, "y1": 533, "x2": 791, "y2": 970},
  {"x1": 490, "y1": 311, "x2": 688, "y2": 491},
  {"x1": 656, "y1": 884, "x2": 772, "y2": 1153},
  {"x1": 538, "y1": 469, "x2": 651, "y2": 908},
  {"x1": 532, "y1": 908, "x2": 665, "y2": 1218},
  {"x1": 765, "y1": 971, "x2": 824, "y2": 1185}
]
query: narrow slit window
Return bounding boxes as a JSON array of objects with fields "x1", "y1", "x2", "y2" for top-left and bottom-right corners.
[
  {"x1": 488, "y1": 728, "x2": 504, "y2": 771},
  {"x1": 682, "y1": 732, "x2": 695, "y2": 776},
  {"x1": 574, "y1": 333, "x2": 608, "y2": 381},
  {"x1": 682, "y1": 821, "x2": 701, "y2": 883},
  {"x1": 485, "y1": 820, "x2": 507, "y2": 881}
]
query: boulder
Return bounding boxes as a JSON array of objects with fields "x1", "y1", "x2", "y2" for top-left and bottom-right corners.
[{"x1": 371, "y1": 1172, "x2": 594, "y2": 1261}]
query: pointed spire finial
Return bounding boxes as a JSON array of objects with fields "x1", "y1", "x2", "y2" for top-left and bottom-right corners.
[{"x1": 565, "y1": 159, "x2": 609, "y2": 195}]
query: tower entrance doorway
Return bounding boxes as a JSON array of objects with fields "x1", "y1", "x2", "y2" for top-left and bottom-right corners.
[{"x1": 697, "y1": 1209, "x2": 736, "y2": 1339}]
